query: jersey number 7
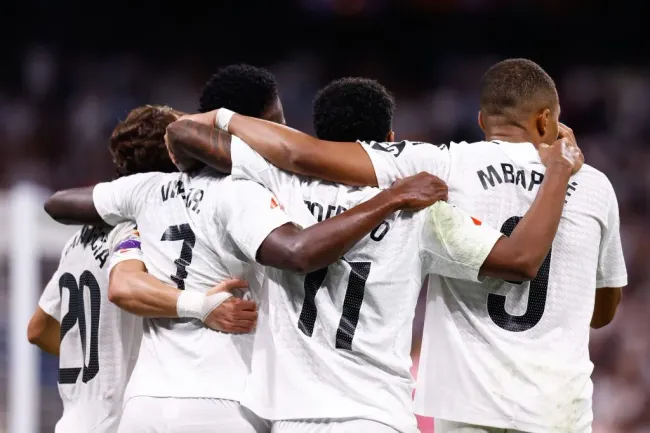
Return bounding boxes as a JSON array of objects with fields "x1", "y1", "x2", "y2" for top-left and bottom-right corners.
[
  {"x1": 58, "y1": 271, "x2": 101, "y2": 384},
  {"x1": 487, "y1": 216, "x2": 552, "y2": 332},
  {"x1": 161, "y1": 224, "x2": 196, "y2": 290},
  {"x1": 297, "y1": 260, "x2": 371, "y2": 350}
]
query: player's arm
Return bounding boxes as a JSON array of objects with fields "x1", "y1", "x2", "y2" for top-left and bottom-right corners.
[
  {"x1": 590, "y1": 182, "x2": 626, "y2": 329},
  {"x1": 44, "y1": 186, "x2": 101, "y2": 225},
  {"x1": 44, "y1": 173, "x2": 160, "y2": 226},
  {"x1": 219, "y1": 173, "x2": 447, "y2": 274},
  {"x1": 106, "y1": 224, "x2": 256, "y2": 333},
  {"x1": 166, "y1": 109, "x2": 380, "y2": 186},
  {"x1": 421, "y1": 139, "x2": 582, "y2": 282},
  {"x1": 27, "y1": 262, "x2": 65, "y2": 356},
  {"x1": 27, "y1": 307, "x2": 60, "y2": 356}
]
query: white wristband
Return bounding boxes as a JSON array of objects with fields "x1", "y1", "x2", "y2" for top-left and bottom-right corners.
[
  {"x1": 215, "y1": 108, "x2": 236, "y2": 132},
  {"x1": 176, "y1": 290, "x2": 233, "y2": 322}
]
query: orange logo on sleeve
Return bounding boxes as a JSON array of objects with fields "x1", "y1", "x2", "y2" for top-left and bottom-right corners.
[
  {"x1": 471, "y1": 216, "x2": 482, "y2": 226},
  {"x1": 270, "y1": 197, "x2": 284, "y2": 210}
]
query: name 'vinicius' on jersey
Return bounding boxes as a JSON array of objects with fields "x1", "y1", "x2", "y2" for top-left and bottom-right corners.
[
  {"x1": 477, "y1": 163, "x2": 579, "y2": 202},
  {"x1": 161, "y1": 179, "x2": 204, "y2": 214},
  {"x1": 63, "y1": 225, "x2": 110, "y2": 269},
  {"x1": 303, "y1": 199, "x2": 391, "y2": 242}
]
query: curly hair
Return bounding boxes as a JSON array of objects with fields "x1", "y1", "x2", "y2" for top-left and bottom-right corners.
[
  {"x1": 198, "y1": 64, "x2": 278, "y2": 117},
  {"x1": 480, "y1": 58, "x2": 558, "y2": 118},
  {"x1": 109, "y1": 105, "x2": 179, "y2": 177},
  {"x1": 312, "y1": 77, "x2": 395, "y2": 142}
]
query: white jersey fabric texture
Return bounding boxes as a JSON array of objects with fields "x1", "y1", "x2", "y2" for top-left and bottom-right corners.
[
  {"x1": 225, "y1": 137, "x2": 504, "y2": 433},
  {"x1": 38, "y1": 224, "x2": 142, "y2": 433},
  {"x1": 361, "y1": 139, "x2": 627, "y2": 433}
]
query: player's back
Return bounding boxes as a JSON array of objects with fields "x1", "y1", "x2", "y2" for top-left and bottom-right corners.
[
  {"x1": 239, "y1": 174, "x2": 430, "y2": 433},
  {"x1": 415, "y1": 140, "x2": 627, "y2": 432},
  {"x1": 47, "y1": 225, "x2": 141, "y2": 433},
  {"x1": 92, "y1": 168, "x2": 259, "y2": 402}
]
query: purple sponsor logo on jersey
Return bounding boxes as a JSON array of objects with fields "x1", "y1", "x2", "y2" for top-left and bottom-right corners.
[{"x1": 116, "y1": 239, "x2": 141, "y2": 252}]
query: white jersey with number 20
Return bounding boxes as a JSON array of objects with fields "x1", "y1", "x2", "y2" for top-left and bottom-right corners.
[
  {"x1": 38, "y1": 223, "x2": 142, "y2": 433},
  {"x1": 224, "y1": 138, "x2": 505, "y2": 433},
  {"x1": 362, "y1": 139, "x2": 627, "y2": 433}
]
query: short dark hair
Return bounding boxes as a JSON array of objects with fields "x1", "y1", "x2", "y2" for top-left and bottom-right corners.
[
  {"x1": 313, "y1": 77, "x2": 395, "y2": 142},
  {"x1": 109, "y1": 105, "x2": 178, "y2": 177},
  {"x1": 480, "y1": 59, "x2": 558, "y2": 118},
  {"x1": 198, "y1": 64, "x2": 278, "y2": 117}
]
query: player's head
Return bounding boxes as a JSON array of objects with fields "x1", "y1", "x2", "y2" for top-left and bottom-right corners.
[
  {"x1": 479, "y1": 58, "x2": 560, "y2": 145},
  {"x1": 199, "y1": 64, "x2": 285, "y2": 124},
  {"x1": 312, "y1": 77, "x2": 396, "y2": 142},
  {"x1": 109, "y1": 105, "x2": 180, "y2": 177}
]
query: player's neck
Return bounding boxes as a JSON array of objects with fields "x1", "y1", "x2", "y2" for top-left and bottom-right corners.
[{"x1": 484, "y1": 127, "x2": 540, "y2": 148}]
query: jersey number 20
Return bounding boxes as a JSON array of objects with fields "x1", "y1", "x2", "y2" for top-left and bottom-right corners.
[
  {"x1": 58, "y1": 271, "x2": 101, "y2": 384},
  {"x1": 298, "y1": 260, "x2": 371, "y2": 350},
  {"x1": 488, "y1": 216, "x2": 552, "y2": 332}
]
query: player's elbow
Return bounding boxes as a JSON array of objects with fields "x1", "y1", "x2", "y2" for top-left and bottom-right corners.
[
  {"x1": 44, "y1": 194, "x2": 66, "y2": 224},
  {"x1": 271, "y1": 240, "x2": 320, "y2": 274},
  {"x1": 108, "y1": 270, "x2": 131, "y2": 307},
  {"x1": 27, "y1": 316, "x2": 45, "y2": 346}
]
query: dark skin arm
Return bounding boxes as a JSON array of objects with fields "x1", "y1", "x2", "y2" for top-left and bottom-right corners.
[
  {"x1": 165, "y1": 119, "x2": 233, "y2": 174},
  {"x1": 256, "y1": 172, "x2": 446, "y2": 273},
  {"x1": 27, "y1": 307, "x2": 60, "y2": 356},
  {"x1": 591, "y1": 287, "x2": 622, "y2": 329},
  {"x1": 44, "y1": 186, "x2": 102, "y2": 225}
]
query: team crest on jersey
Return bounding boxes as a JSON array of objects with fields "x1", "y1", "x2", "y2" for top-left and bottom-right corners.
[{"x1": 370, "y1": 141, "x2": 406, "y2": 157}]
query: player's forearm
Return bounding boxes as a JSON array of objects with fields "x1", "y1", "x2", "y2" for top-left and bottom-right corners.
[
  {"x1": 258, "y1": 189, "x2": 402, "y2": 273},
  {"x1": 227, "y1": 113, "x2": 378, "y2": 187},
  {"x1": 45, "y1": 186, "x2": 103, "y2": 225},
  {"x1": 165, "y1": 119, "x2": 232, "y2": 174},
  {"x1": 109, "y1": 268, "x2": 180, "y2": 318},
  {"x1": 503, "y1": 162, "x2": 572, "y2": 277}
]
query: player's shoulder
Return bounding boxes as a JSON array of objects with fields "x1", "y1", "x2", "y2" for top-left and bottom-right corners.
[
  {"x1": 571, "y1": 164, "x2": 617, "y2": 197},
  {"x1": 360, "y1": 139, "x2": 449, "y2": 157}
]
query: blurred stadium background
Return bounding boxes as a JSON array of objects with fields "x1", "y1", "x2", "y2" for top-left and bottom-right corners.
[{"x1": 0, "y1": 1, "x2": 648, "y2": 432}]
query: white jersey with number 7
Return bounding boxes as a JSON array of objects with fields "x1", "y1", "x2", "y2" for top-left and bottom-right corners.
[{"x1": 361, "y1": 139, "x2": 627, "y2": 433}]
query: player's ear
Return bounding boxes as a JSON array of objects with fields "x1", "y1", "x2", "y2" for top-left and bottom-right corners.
[
  {"x1": 478, "y1": 111, "x2": 486, "y2": 132},
  {"x1": 386, "y1": 131, "x2": 395, "y2": 142},
  {"x1": 535, "y1": 108, "x2": 550, "y2": 138}
]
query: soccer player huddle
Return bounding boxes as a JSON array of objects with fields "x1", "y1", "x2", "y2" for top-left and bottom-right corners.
[{"x1": 27, "y1": 59, "x2": 626, "y2": 433}]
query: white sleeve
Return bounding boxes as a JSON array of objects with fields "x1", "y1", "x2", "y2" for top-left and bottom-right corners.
[
  {"x1": 214, "y1": 178, "x2": 296, "y2": 263},
  {"x1": 106, "y1": 222, "x2": 145, "y2": 274},
  {"x1": 359, "y1": 140, "x2": 452, "y2": 188},
  {"x1": 419, "y1": 202, "x2": 503, "y2": 282},
  {"x1": 92, "y1": 172, "x2": 162, "y2": 225},
  {"x1": 596, "y1": 184, "x2": 627, "y2": 288},
  {"x1": 230, "y1": 135, "x2": 276, "y2": 187}
]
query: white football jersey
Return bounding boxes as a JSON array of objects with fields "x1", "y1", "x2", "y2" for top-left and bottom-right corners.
[
  {"x1": 362, "y1": 139, "x2": 628, "y2": 433},
  {"x1": 91, "y1": 168, "x2": 293, "y2": 402},
  {"x1": 224, "y1": 138, "x2": 504, "y2": 433},
  {"x1": 38, "y1": 224, "x2": 142, "y2": 433}
]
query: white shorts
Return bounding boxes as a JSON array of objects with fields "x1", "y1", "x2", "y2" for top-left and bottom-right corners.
[
  {"x1": 272, "y1": 418, "x2": 399, "y2": 433},
  {"x1": 117, "y1": 396, "x2": 270, "y2": 433},
  {"x1": 435, "y1": 419, "x2": 528, "y2": 433}
]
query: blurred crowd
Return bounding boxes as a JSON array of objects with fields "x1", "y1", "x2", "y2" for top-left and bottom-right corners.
[{"x1": 0, "y1": 30, "x2": 649, "y2": 433}]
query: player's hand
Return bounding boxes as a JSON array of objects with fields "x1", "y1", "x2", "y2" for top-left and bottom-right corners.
[
  {"x1": 388, "y1": 172, "x2": 448, "y2": 211},
  {"x1": 203, "y1": 279, "x2": 257, "y2": 334},
  {"x1": 539, "y1": 129, "x2": 584, "y2": 175}
]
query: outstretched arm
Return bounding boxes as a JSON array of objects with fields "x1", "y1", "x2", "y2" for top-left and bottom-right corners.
[
  {"x1": 165, "y1": 118, "x2": 233, "y2": 174},
  {"x1": 220, "y1": 172, "x2": 447, "y2": 274},
  {"x1": 44, "y1": 186, "x2": 101, "y2": 225}
]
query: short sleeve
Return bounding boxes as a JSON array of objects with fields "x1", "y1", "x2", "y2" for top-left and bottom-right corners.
[
  {"x1": 359, "y1": 140, "x2": 452, "y2": 188},
  {"x1": 106, "y1": 222, "x2": 145, "y2": 274},
  {"x1": 596, "y1": 185, "x2": 627, "y2": 288},
  {"x1": 214, "y1": 178, "x2": 296, "y2": 262},
  {"x1": 93, "y1": 172, "x2": 163, "y2": 225},
  {"x1": 419, "y1": 202, "x2": 503, "y2": 282},
  {"x1": 230, "y1": 136, "x2": 275, "y2": 186}
]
